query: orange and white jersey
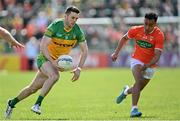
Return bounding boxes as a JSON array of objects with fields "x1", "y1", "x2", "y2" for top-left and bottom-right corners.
[{"x1": 127, "y1": 25, "x2": 164, "y2": 65}]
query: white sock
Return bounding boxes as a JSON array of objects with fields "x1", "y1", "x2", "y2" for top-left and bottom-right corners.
[
  {"x1": 131, "y1": 106, "x2": 138, "y2": 111},
  {"x1": 124, "y1": 85, "x2": 129, "y2": 95}
]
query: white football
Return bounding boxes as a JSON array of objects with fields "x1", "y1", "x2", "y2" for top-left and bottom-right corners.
[{"x1": 57, "y1": 55, "x2": 73, "y2": 71}]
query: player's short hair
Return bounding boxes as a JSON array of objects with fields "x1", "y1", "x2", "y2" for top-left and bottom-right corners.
[
  {"x1": 65, "y1": 6, "x2": 80, "y2": 14},
  {"x1": 145, "y1": 12, "x2": 158, "y2": 22}
]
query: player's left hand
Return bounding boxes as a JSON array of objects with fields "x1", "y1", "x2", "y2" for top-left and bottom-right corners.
[{"x1": 71, "y1": 67, "x2": 81, "y2": 82}]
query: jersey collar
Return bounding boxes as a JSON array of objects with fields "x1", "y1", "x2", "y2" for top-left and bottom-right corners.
[
  {"x1": 144, "y1": 26, "x2": 156, "y2": 35},
  {"x1": 63, "y1": 20, "x2": 72, "y2": 32}
]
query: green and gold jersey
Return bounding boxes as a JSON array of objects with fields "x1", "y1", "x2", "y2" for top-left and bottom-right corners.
[{"x1": 44, "y1": 19, "x2": 85, "y2": 60}]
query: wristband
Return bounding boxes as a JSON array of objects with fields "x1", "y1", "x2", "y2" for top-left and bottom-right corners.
[{"x1": 77, "y1": 67, "x2": 82, "y2": 71}]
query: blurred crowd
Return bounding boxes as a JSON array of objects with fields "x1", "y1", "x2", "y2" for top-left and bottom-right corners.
[{"x1": 0, "y1": 0, "x2": 179, "y2": 56}]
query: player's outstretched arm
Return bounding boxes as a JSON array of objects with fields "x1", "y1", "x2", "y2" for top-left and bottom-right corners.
[
  {"x1": 111, "y1": 34, "x2": 129, "y2": 61},
  {"x1": 0, "y1": 27, "x2": 24, "y2": 48},
  {"x1": 71, "y1": 41, "x2": 88, "y2": 82}
]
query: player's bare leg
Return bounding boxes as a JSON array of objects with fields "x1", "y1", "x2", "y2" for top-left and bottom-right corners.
[
  {"x1": 116, "y1": 64, "x2": 150, "y2": 106},
  {"x1": 39, "y1": 61, "x2": 59, "y2": 97},
  {"x1": 31, "y1": 61, "x2": 60, "y2": 115},
  {"x1": 131, "y1": 65, "x2": 150, "y2": 106},
  {"x1": 17, "y1": 71, "x2": 47, "y2": 100},
  {"x1": 5, "y1": 71, "x2": 47, "y2": 118},
  {"x1": 127, "y1": 79, "x2": 150, "y2": 95},
  {"x1": 128, "y1": 64, "x2": 150, "y2": 117}
]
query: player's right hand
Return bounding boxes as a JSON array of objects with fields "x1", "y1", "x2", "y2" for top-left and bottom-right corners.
[{"x1": 111, "y1": 52, "x2": 118, "y2": 61}]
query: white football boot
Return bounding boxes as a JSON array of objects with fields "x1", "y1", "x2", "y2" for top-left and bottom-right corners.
[
  {"x1": 31, "y1": 104, "x2": 41, "y2": 115},
  {"x1": 5, "y1": 100, "x2": 14, "y2": 119}
]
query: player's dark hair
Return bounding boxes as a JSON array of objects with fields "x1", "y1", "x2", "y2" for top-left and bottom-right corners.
[
  {"x1": 145, "y1": 12, "x2": 158, "y2": 22},
  {"x1": 65, "y1": 6, "x2": 80, "y2": 14}
]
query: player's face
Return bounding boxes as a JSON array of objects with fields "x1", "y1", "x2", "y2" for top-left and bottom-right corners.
[
  {"x1": 65, "y1": 12, "x2": 79, "y2": 28},
  {"x1": 144, "y1": 18, "x2": 156, "y2": 34}
]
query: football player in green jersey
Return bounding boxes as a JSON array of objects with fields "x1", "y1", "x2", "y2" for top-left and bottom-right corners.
[{"x1": 5, "y1": 6, "x2": 88, "y2": 118}]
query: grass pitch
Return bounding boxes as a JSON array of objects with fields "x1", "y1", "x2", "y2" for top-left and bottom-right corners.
[{"x1": 0, "y1": 68, "x2": 180, "y2": 120}]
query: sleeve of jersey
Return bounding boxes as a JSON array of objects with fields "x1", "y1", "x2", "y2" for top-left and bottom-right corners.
[
  {"x1": 44, "y1": 22, "x2": 55, "y2": 38},
  {"x1": 76, "y1": 27, "x2": 86, "y2": 43},
  {"x1": 127, "y1": 26, "x2": 138, "y2": 39},
  {"x1": 155, "y1": 32, "x2": 164, "y2": 51}
]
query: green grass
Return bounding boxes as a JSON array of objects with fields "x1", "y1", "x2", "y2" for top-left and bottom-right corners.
[{"x1": 0, "y1": 68, "x2": 180, "y2": 120}]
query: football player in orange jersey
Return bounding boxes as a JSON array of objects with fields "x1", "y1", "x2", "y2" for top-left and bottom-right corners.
[{"x1": 111, "y1": 12, "x2": 164, "y2": 117}]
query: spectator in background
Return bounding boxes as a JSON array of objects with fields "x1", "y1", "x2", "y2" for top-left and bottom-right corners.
[
  {"x1": 0, "y1": 0, "x2": 178, "y2": 54},
  {"x1": 25, "y1": 37, "x2": 39, "y2": 70}
]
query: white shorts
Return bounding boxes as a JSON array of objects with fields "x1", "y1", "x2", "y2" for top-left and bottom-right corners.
[{"x1": 130, "y1": 58, "x2": 155, "y2": 79}]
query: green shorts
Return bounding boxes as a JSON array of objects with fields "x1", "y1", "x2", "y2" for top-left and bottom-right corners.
[{"x1": 36, "y1": 54, "x2": 48, "y2": 69}]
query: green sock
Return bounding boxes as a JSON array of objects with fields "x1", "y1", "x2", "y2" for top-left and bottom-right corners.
[
  {"x1": 10, "y1": 97, "x2": 20, "y2": 107},
  {"x1": 35, "y1": 95, "x2": 44, "y2": 106}
]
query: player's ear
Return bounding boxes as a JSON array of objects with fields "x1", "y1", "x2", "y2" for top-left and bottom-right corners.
[
  {"x1": 153, "y1": 20, "x2": 157, "y2": 26},
  {"x1": 153, "y1": 22, "x2": 157, "y2": 27}
]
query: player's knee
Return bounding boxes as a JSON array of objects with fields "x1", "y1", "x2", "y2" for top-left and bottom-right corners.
[
  {"x1": 49, "y1": 73, "x2": 59, "y2": 83},
  {"x1": 135, "y1": 81, "x2": 145, "y2": 91}
]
